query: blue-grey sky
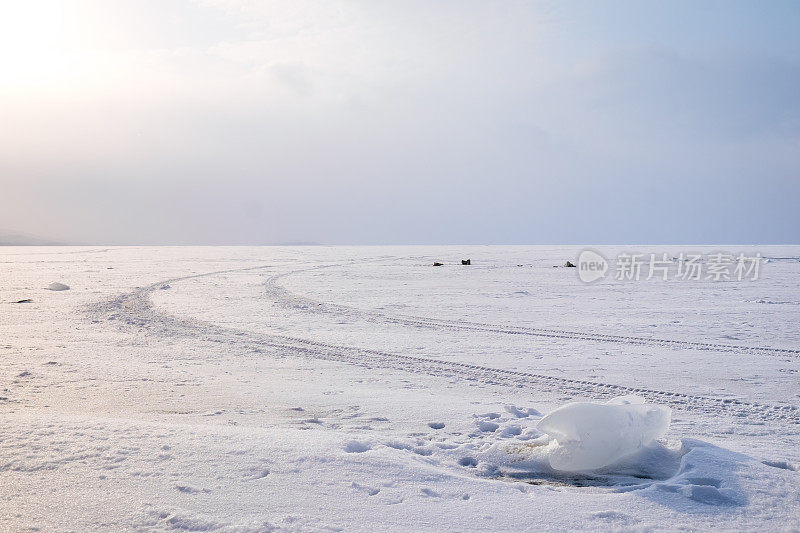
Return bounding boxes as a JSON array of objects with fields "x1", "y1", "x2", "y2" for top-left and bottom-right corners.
[{"x1": 1, "y1": 0, "x2": 798, "y2": 244}]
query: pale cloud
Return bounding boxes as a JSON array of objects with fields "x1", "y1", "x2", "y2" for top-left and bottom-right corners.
[{"x1": 0, "y1": 0, "x2": 798, "y2": 244}]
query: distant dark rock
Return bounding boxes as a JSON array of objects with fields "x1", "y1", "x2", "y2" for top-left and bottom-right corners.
[
  {"x1": 433, "y1": 262, "x2": 444, "y2": 267},
  {"x1": 461, "y1": 259, "x2": 471, "y2": 265},
  {"x1": 564, "y1": 261, "x2": 577, "y2": 268}
]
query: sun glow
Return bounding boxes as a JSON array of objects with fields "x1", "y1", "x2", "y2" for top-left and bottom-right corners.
[{"x1": 0, "y1": 1, "x2": 88, "y2": 88}]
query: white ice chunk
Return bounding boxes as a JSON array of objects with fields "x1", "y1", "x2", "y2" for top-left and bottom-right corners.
[{"x1": 537, "y1": 395, "x2": 671, "y2": 472}]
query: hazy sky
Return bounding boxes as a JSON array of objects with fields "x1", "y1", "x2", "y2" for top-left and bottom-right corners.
[{"x1": 1, "y1": 0, "x2": 798, "y2": 244}]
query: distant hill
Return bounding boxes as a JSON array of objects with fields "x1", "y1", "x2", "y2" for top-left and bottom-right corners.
[{"x1": 0, "y1": 229, "x2": 64, "y2": 246}]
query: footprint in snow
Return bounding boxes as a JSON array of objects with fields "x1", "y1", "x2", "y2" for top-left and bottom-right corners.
[
  {"x1": 246, "y1": 465, "x2": 271, "y2": 480},
  {"x1": 350, "y1": 482, "x2": 380, "y2": 496},
  {"x1": 175, "y1": 484, "x2": 209, "y2": 494},
  {"x1": 504, "y1": 405, "x2": 541, "y2": 418},
  {"x1": 344, "y1": 441, "x2": 371, "y2": 453},
  {"x1": 459, "y1": 457, "x2": 478, "y2": 467},
  {"x1": 476, "y1": 421, "x2": 499, "y2": 432},
  {"x1": 762, "y1": 460, "x2": 797, "y2": 471},
  {"x1": 591, "y1": 510, "x2": 636, "y2": 524},
  {"x1": 500, "y1": 425, "x2": 522, "y2": 437}
]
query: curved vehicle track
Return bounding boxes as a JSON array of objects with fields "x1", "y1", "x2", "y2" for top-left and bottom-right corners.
[
  {"x1": 265, "y1": 265, "x2": 800, "y2": 357},
  {"x1": 88, "y1": 262, "x2": 800, "y2": 425}
]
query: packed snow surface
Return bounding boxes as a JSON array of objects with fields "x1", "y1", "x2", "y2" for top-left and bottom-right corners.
[
  {"x1": 537, "y1": 395, "x2": 671, "y2": 471},
  {"x1": 1, "y1": 245, "x2": 799, "y2": 531}
]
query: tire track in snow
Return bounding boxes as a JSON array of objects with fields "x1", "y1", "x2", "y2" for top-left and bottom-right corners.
[
  {"x1": 88, "y1": 263, "x2": 800, "y2": 425},
  {"x1": 265, "y1": 266, "x2": 800, "y2": 358}
]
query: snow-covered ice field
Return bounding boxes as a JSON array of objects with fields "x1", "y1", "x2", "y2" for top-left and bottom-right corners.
[{"x1": 2, "y1": 245, "x2": 799, "y2": 531}]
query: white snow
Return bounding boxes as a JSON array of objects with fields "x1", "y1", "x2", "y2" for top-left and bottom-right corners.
[
  {"x1": 1, "y1": 245, "x2": 799, "y2": 531},
  {"x1": 537, "y1": 395, "x2": 671, "y2": 471},
  {"x1": 45, "y1": 281, "x2": 69, "y2": 291}
]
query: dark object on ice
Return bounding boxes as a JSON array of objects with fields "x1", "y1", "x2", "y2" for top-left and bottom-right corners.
[
  {"x1": 433, "y1": 262, "x2": 444, "y2": 266},
  {"x1": 564, "y1": 261, "x2": 577, "y2": 268},
  {"x1": 14, "y1": 299, "x2": 33, "y2": 304},
  {"x1": 461, "y1": 259, "x2": 471, "y2": 265}
]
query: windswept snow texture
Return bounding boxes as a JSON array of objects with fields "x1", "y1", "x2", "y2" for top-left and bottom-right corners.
[
  {"x1": 1, "y1": 245, "x2": 800, "y2": 531},
  {"x1": 537, "y1": 395, "x2": 671, "y2": 471}
]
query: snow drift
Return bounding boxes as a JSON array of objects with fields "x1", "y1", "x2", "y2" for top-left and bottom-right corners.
[
  {"x1": 46, "y1": 282, "x2": 70, "y2": 291},
  {"x1": 537, "y1": 395, "x2": 671, "y2": 472}
]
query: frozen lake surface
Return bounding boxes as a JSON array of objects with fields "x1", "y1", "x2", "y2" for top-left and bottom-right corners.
[{"x1": 1, "y1": 245, "x2": 799, "y2": 531}]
